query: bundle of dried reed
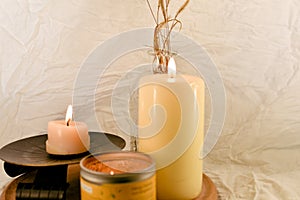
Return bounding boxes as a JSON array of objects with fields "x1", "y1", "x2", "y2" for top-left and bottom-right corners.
[{"x1": 146, "y1": 0, "x2": 189, "y2": 73}]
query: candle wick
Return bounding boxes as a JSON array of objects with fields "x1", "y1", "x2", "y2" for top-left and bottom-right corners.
[{"x1": 66, "y1": 118, "x2": 71, "y2": 126}]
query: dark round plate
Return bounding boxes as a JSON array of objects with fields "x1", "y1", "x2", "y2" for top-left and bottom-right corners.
[{"x1": 0, "y1": 132, "x2": 126, "y2": 167}]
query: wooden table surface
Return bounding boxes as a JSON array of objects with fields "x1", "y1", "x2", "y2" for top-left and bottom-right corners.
[{"x1": 1, "y1": 164, "x2": 218, "y2": 200}]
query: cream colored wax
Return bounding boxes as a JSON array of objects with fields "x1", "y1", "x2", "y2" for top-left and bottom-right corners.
[
  {"x1": 46, "y1": 105, "x2": 90, "y2": 155},
  {"x1": 138, "y1": 74, "x2": 204, "y2": 199},
  {"x1": 46, "y1": 120, "x2": 90, "y2": 155}
]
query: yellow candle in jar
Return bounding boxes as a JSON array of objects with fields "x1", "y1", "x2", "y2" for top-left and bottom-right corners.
[
  {"x1": 138, "y1": 59, "x2": 205, "y2": 199},
  {"x1": 46, "y1": 105, "x2": 90, "y2": 155},
  {"x1": 80, "y1": 152, "x2": 156, "y2": 200}
]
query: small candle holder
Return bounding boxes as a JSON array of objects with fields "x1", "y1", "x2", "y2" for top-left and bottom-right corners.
[{"x1": 0, "y1": 132, "x2": 126, "y2": 200}]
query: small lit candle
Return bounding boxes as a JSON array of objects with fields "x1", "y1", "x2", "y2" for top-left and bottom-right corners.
[{"x1": 46, "y1": 105, "x2": 90, "y2": 155}]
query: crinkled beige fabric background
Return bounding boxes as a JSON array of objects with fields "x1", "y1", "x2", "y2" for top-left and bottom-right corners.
[{"x1": 1, "y1": 0, "x2": 300, "y2": 199}]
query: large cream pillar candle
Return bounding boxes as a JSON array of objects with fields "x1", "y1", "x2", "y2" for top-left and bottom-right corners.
[{"x1": 138, "y1": 62, "x2": 205, "y2": 199}]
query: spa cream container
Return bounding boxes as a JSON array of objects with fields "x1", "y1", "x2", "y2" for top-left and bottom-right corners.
[{"x1": 80, "y1": 151, "x2": 156, "y2": 200}]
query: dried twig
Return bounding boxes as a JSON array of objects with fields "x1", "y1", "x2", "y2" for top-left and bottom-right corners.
[
  {"x1": 146, "y1": 0, "x2": 158, "y2": 24},
  {"x1": 146, "y1": 0, "x2": 189, "y2": 73},
  {"x1": 175, "y1": 0, "x2": 190, "y2": 20}
]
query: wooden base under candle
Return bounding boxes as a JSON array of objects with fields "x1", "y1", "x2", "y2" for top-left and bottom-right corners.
[{"x1": 1, "y1": 169, "x2": 217, "y2": 200}]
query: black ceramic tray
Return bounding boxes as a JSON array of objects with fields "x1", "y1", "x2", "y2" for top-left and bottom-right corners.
[{"x1": 0, "y1": 132, "x2": 125, "y2": 167}]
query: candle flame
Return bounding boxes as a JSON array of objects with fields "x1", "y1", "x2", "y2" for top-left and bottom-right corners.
[
  {"x1": 168, "y1": 57, "x2": 176, "y2": 78},
  {"x1": 65, "y1": 105, "x2": 73, "y2": 126}
]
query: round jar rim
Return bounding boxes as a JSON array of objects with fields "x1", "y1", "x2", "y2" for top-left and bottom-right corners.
[{"x1": 80, "y1": 151, "x2": 156, "y2": 178}]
